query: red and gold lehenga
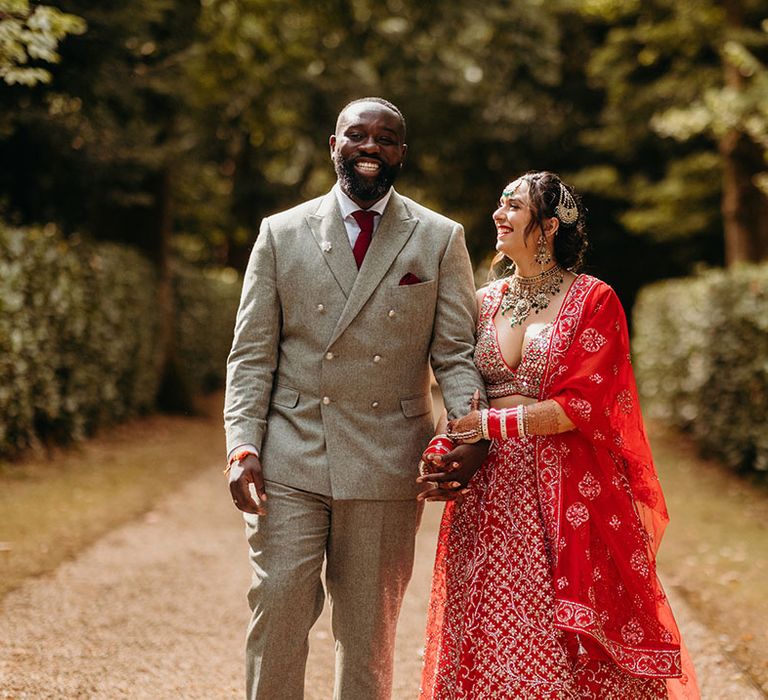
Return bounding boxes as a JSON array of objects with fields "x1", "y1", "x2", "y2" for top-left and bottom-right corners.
[{"x1": 421, "y1": 275, "x2": 699, "y2": 700}]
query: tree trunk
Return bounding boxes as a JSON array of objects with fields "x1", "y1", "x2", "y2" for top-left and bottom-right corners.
[
  {"x1": 153, "y1": 165, "x2": 194, "y2": 412},
  {"x1": 720, "y1": 0, "x2": 768, "y2": 265}
]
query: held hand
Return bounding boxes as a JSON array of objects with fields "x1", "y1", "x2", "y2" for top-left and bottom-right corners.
[
  {"x1": 229, "y1": 453, "x2": 267, "y2": 515},
  {"x1": 417, "y1": 483, "x2": 470, "y2": 503},
  {"x1": 446, "y1": 410, "x2": 483, "y2": 443},
  {"x1": 418, "y1": 434, "x2": 455, "y2": 477},
  {"x1": 416, "y1": 441, "x2": 490, "y2": 501}
]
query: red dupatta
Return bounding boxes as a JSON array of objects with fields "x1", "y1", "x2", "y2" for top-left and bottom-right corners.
[{"x1": 537, "y1": 274, "x2": 683, "y2": 679}]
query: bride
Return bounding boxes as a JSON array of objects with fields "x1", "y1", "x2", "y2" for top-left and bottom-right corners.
[{"x1": 417, "y1": 171, "x2": 699, "y2": 699}]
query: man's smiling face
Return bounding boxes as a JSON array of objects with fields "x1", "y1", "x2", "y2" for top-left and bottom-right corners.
[{"x1": 330, "y1": 101, "x2": 407, "y2": 208}]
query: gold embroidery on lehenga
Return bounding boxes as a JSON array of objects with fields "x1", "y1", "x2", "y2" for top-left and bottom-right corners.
[{"x1": 422, "y1": 276, "x2": 670, "y2": 700}]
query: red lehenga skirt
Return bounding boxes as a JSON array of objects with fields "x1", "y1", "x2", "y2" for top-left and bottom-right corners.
[{"x1": 420, "y1": 437, "x2": 669, "y2": 700}]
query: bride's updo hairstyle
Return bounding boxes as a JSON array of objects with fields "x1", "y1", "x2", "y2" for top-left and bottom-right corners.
[{"x1": 491, "y1": 171, "x2": 588, "y2": 279}]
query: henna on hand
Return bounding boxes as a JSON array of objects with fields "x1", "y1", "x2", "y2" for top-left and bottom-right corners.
[
  {"x1": 446, "y1": 410, "x2": 483, "y2": 443},
  {"x1": 524, "y1": 399, "x2": 574, "y2": 435}
]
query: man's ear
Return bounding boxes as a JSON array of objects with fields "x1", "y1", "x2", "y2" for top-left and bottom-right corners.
[{"x1": 329, "y1": 134, "x2": 336, "y2": 157}]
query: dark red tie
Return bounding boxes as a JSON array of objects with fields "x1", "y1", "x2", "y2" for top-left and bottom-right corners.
[{"x1": 351, "y1": 210, "x2": 375, "y2": 268}]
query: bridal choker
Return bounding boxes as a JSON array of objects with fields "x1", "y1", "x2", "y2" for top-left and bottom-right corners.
[{"x1": 499, "y1": 265, "x2": 564, "y2": 328}]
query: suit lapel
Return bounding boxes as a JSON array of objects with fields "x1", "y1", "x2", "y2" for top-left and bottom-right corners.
[
  {"x1": 328, "y1": 191, "x2": 418, "y2": 347},
  {"x1": 306, "y1": 193, "x2": 358, "y2": 298}
]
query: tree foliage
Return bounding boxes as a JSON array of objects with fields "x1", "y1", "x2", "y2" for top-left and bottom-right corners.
[
  {"x1": 572, "y1": 0, "x2": 768, "y2": 264},
  {"x1": 1, "y1": 0, "x2": 767, "y2": 296},
  {"x1": 0, "y1": 0, "x2": 85, "y2": 86},
  {"x1": 186, "y1": 0, "x2": 578, "y2": 265},
  {"x1": 653, "y1": 23, "x2": 768, "y2": 168}
]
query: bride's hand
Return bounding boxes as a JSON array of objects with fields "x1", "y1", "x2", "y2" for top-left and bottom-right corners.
[
  {"x1": 418, "y1": 434, "x2": 455, "y2": 477},
  {"x1": 446, "y1": 410, "x2": 483, "y2": 443}
]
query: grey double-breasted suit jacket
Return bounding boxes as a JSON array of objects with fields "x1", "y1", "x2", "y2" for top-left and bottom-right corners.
[{"x1": 224, "y1": 188, "x2": 486, "y2": 500}]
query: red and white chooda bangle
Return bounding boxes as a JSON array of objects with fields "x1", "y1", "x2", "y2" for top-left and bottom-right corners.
[
  {"x1": 424, "y1": 434, "x2": 455, "y2": 456},
  {"x1": 418, "y1": 434, "x2": 455, "y2": 476},
  {"x1": 480, "y1": 407, "x2": 526, "y2": 441}
]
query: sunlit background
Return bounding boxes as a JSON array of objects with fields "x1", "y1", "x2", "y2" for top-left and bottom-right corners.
[{"x1": 1, "y1": 1, "x2": 767, "y2": 696}]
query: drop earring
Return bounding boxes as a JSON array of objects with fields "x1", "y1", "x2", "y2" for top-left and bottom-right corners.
[{"x1": 535, "y1": 233, "x2": 551, "y2": 266}]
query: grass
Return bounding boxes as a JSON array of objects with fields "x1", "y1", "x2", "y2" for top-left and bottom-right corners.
[
  {"x1": 0, "y1": 393, "x2": 226, "y2": 600},
  {"x1": 651, "y1": 422, "x2": 768, "y2": 694}
]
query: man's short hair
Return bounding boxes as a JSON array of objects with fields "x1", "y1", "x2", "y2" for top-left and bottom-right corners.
[{"x1": 336, "y1": 97, "x2": 407, "y2": 138}]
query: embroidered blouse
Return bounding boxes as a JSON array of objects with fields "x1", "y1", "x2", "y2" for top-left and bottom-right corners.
[{"x1": 474, "y1": 279, "x2": 552, "y2": 399}]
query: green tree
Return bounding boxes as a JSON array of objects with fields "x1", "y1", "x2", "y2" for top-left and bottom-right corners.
[
  {"x1": 190, "y1": 0, "x2": 582, "y2": 266},
  {"x1": 188, "y1": 0, "x2": 705, "y2": 307},
  {"x1": 574, "y1": 0, "x2": 768, "y2": 266},
  {"x1": 653, "y1": 7, "x2": 768, "y2": 263},
  {"x1": 6, "y1": 0, "x2": 745, "y2": 328},
  {"x1": 0, "y1": 0, "x2": 84, "y2": 86},
  {"x1": 0, "y1": 1, "x2": 206, "y2": 409}
]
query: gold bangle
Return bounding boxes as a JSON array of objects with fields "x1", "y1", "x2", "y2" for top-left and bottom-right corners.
[
  {"x1": 523, "y1": 405, "x2": 531, "y2": 436},
  {"x1": 499, "y1": 408, "x2": 508, "y2": 440},
  {"x1": 517, "y1": 406, "x2": 526, "y2": 437},
  {"x1": 447, "y1": 428, "x2": 480, "y2": 442}
]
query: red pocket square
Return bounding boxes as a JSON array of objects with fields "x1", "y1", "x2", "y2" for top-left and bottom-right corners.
[{"x1": 399, "y1": 272, "x2": 422, "y2": 285}]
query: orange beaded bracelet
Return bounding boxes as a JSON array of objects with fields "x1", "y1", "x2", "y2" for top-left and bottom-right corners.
[{"x1": 223, "y1": 449, "x2": 258, "y2": 474}]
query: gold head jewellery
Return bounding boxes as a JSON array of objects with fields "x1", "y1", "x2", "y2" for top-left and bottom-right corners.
[{"x1": 555, "y1": 183, "x2": 578, "y2": 225}]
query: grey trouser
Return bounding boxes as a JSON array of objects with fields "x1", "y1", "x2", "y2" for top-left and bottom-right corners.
[{"x1": 244, "y1": 480, "x2": 422, "y2": 700}]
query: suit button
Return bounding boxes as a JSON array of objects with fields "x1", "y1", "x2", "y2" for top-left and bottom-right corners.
[
  {"x1": 388, "y1": 309, "x2": 396, "y2": 318},
  {"x1": 373, "y1": 354, "x2": 381, "y2": 363},
  {"x1": 325, "y1": 352, "x2": 334, "y2": 360},
  {"x1": 317, "y1": 304, "x2": 325, "y2": 312},
  {"x1": 322, "y1": 396, "x2": 331, "y2": 405},
  {"x1": 371, "y1": 401, "x2": 380, "y2": 408}
]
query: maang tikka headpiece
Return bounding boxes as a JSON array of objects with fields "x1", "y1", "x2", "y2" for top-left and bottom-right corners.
[{"x1": 555, "y1": 183, "x2": 578, "y2": 225}]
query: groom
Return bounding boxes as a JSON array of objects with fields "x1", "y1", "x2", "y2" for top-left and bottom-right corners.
[{"x1": 224, "y1": 97, "x2": 487, "y2": 699}]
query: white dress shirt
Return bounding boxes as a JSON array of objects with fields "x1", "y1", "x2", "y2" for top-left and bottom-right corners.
[{"x1": 333, "y1": 182, "x2": 392, "y2": 248}]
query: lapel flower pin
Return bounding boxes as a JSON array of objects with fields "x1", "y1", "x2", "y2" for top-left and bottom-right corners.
[{"x1": 321, "y1": 241, "x2": 332, "y2": 253}]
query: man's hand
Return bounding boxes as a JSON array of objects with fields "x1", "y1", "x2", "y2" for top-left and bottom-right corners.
[
  {"x1": 416, "y1": 441, "x2": 490, "y2": 502},
  {"x1": 229, "y1": 453, "x2": 268, "y2": 515}
]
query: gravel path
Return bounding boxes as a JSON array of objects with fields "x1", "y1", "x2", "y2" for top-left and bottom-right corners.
[{"x1": 0, "y1": 465, "x2": 763, "y2": 699}]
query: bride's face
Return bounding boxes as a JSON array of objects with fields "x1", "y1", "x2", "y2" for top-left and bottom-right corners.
[{"x1": 492, "y1": 179, "x2": 534, "y2": 259}]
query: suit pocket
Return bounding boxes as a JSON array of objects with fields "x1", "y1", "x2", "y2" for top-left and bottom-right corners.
[
  {"x1": 388, "y1": 280, "x2": 437, "y2": 327},
  {"x1": 271, "y1": 384, "x2": 300, "y2": 408},
  {"x1": 390, "y1": 279, "x2": 436, "y2": 295},
  {"x1": 400, "y1": 394, "x2": 432, "y2": 418}
]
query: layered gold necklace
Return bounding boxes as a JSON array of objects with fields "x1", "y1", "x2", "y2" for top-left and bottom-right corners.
[{"x1": 499, "y1": 265, "x2": 564, "y2": 328}]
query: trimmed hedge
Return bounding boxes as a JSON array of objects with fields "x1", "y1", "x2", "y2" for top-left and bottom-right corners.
[
  {"x1": 633, "y1": 264, "x2": 768, "y2": 473},
  {"x1": 0, "y1": 224, "x2": 240, "y2": 458},
  {"x1": 174, "y1": 265, "x2": 241, "y2": 393}
]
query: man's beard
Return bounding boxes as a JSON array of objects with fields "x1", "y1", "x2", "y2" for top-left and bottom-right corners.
[{"x1": 333, "y1": 153, "x2": 401, "y2": 202}]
